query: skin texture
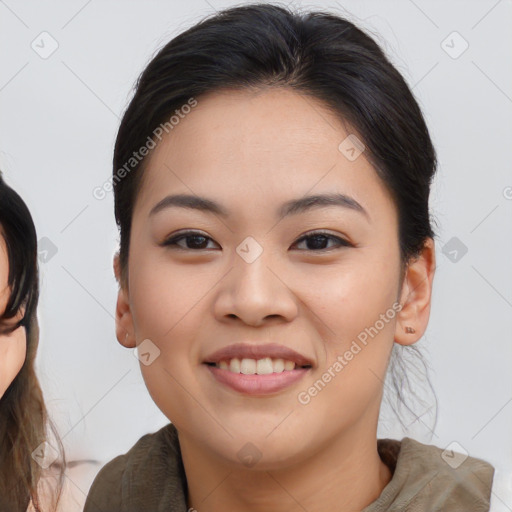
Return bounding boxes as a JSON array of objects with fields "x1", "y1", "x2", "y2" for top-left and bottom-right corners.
[
  {"x1": 0, "y1": 234, "x2": 26, "y2": 399},
  {"x1": 114, "y1": 87, "x2": 435, "y2": 512}
]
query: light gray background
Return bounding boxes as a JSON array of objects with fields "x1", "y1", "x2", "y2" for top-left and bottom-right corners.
[{"x1": 1, "y1": 0, "x2": 511, "y2": 503}]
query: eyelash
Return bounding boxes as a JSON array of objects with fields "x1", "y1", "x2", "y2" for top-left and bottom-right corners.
[{"x1": 161, "y1": 230, "x2": 353, "y2": 252}]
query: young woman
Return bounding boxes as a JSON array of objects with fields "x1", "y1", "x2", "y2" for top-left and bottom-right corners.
[
  {"x1": 84, "y1": 4, "x2": 496, "y2": 511},
  {"x1": 0, "y1": 172, "x2": 66, "y2": 511}
]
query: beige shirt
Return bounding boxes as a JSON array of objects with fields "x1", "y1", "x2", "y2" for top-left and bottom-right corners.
[
  {"x1": 26, "y1": 461, "x2": 102, "y2": 512},
  {"x1": 83, "y1": 423, "x2": 495, "y2": 512}
]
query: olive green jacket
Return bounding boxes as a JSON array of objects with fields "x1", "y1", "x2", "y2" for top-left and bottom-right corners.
[{"x1": 83, "y1": 423, "x2": 494, "y2": 512}]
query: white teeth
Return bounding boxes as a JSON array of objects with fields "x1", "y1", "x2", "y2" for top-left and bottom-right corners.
[
  {"x1": 216, "y1": 357, "x2": 304, "y2": 374},
  {"x1": 256, "y1": 357, "x2": 273, "y2": 375},
  {"x1": 273, "y1": 358, "x2": 285, "y2": 373},
  {"x1": 229, "y1": 358, "x2": 241, "y2": 373},
  {"x1": 240, "y1": 358, "x2": 256, "y2": 375},
  {"x1": 284, "y1": 360, "x2": 295, "y2": 371}
]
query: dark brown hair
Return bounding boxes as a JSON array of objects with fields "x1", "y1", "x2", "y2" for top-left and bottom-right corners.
[
  {"x1": 113, "y1": 3, "x2": 437, "y2": 280},
  {"x1": 0, "y1": 171, "x2": 65, "y2": 511},
  {"x1": 111, "y1": 2, "x2": 438, "y2": 433}
]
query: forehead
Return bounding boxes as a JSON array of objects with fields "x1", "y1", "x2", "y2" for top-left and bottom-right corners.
[
  {"x1": 134, "y1": 87, "x2": 395, "y2": 220},
  {"x1": 153, "y1": 87, "x2": 353, "y2": 174}
]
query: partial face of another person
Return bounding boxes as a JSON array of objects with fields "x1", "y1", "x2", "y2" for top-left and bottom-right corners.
[
  {"x1": 115, "y1": 87, "x2": 434, "y2": 469},
  {"x1": 0, "y1": 233, "x2": 26, "y2": 399}
]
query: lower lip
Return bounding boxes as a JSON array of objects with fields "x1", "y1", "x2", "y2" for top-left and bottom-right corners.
[{"x1": 205, "y1": 364, "x2": 310, "y2": 395}]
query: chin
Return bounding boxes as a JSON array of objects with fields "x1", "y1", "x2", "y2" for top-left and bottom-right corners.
[{"x1": 202, "y1": 428, "x2": 312, "y2": 471}]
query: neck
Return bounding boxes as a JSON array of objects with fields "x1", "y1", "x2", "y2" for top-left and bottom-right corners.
[{"x1": 179, "y1": 424, "x2": 392, "y2": 512}]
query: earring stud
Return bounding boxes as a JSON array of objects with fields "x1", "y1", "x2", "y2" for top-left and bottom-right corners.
[{"x1": 405, "y1": 326, "x2": 416, "y2": 334}]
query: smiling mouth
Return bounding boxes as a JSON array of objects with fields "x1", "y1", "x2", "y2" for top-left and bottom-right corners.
[{"x1": 204, "y1": 357, "x2": 312, "y2": 375}]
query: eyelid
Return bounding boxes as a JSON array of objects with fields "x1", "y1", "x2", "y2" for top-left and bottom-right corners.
[
  {"x1": 161, "y1": 229, "x2": 353, "y2": 250},
  {"x1": 161, "y1": 230, "x2": 217, "y2": 248}
]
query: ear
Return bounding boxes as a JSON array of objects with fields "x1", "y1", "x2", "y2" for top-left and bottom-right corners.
[
  {"x1": 394, "y1": 238, "x2": 436, "y2": 346},
  {"x1": 113, "y1": 253, "x2": 136, "y2": 349}
]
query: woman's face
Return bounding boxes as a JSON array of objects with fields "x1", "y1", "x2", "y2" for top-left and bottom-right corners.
[
  {"x1": 0, "y1": 234, "x2": 26, "y2": 399},
  {"x1": 115, "y1": 88, "x2": 434, "y2": 468}
]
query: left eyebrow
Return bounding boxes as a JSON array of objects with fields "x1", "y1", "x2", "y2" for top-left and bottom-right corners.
[
  {"x1": 278, "y1": 193, "x2": 369, "y2": 221},
  {"x1": 149, "y1": 192, "x2": 369, "y2": 221}
]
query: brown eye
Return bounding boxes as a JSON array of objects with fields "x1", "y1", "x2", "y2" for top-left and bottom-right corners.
[
  {"x1": 160, "y1": 230, "x2": 353, "y2": 252},
  {"x1": 162, "y1": 231, "x2": 219, "y2": 251},
  {"x1": 293, "y1": 231, "x2": 353, "y2": 251}
]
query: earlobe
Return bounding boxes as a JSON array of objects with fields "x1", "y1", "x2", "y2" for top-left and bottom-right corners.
[
  {"x1": 113, "y1": 254, "x2": 136, "y2": 349},
  {"x1": 394, "y1": 238, "x2": 436, "y2": 346}
]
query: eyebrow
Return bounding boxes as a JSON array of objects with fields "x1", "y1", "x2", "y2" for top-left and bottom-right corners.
[{"x1": 149, "y1": 193, "x2": 369, "y2": 220}]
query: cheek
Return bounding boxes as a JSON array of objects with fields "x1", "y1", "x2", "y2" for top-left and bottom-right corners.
[
  {"x1": 290, "y1": 270, "x2": 398, "y2": 440},
  {"x1": 302, "y1": 249, "x2": 400, "y2": 397},
  {"x1": 129, "y1": 257, "x2": 207, "y2": 424},
  {"x1": 0, "y1": 329, "x2": 27, "y2": 399},
  {"x1": 130, "y1": 254, "x2": 208, "y2": 342},
  {"x1": 300, "y1": 252, "x2": 400, "y2": 341}
]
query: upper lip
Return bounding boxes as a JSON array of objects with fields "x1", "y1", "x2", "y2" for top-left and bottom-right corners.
[{"x1": 203, "y1": 343, "x2": 313, "y2": 367}]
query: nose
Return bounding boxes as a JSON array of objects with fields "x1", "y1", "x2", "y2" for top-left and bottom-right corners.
[{"x1": 213, "y1": 249, "x2": 299, "y2": 327}]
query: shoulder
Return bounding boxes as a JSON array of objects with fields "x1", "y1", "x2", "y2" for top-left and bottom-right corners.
[
  {"x1": 371, "y1": 437, "x2": 496, "y2": 511},
  {"x1": 399, "y1": 437, "x2": 495, "y2": 510},
  {"x1": 26, "y1": 461, "x2": 103, "y2": 512},
  {"x1": 83, "y1": 423, "x2": 186, "y2": 512}
]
